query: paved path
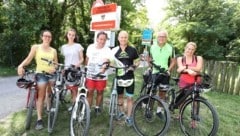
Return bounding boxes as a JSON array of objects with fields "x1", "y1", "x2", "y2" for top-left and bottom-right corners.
[
  {"x1": 0, "y1": 61, "x2": 148, "y2": 120},
  {"x1": 0, "y1": 76, "x2": 27, "y2": 119}
]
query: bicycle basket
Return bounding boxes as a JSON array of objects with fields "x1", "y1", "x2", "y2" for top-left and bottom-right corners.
[
  {"x1": 16, "y1": 78, "x2": 32, "y2": 89},
  {"x1": 143, "y1": 68, "x2": 152, "y2": 83},
  {"x1": 201, "y1": 74, "x2": 212, "y2": 93},
  {"x1": 64, "y1": 69, "x2": 80, "y2": 86}
]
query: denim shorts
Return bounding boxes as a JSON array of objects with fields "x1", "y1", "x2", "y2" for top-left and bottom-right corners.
[{"x1": 35, "y1": 73, "x2": 56, "y2": 85}]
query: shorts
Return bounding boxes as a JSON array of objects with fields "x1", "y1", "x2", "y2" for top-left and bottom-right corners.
[
  {"x1": 35, "y1": 73, "x2": 56, "y2": 85},
  {"x1": 152, "y1": 73, "x2": 170, "y2": 85},
  {"x1": 86, "y1": 78, "x2": 107, "y2": 92},
  {"x1": 117, "y1": 81, "x2": 135, "y2": 97}
]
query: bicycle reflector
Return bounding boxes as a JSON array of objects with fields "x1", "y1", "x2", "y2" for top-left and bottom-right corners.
[{"x1": 16, "y1": 78, "x2": 32, "y2": 89}]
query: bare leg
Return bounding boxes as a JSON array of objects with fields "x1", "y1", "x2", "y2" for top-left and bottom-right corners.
[
  {"x1": 159, "y1": 91, "x2": 166, "y2": 100},
  {"x1": 118, "y1": 94, "x2": 124, "y2": 112},
  {"x1": 87, "y1": 89, "x2": 94, "y2": 107},
  {"x1": 127, "y1": 96, "x2": 133, "y2": 117},
  {"x1": 36, "y1": 84, "x2": 47, "y2": 120},
  {"x1": 96, "y1": 91, "x2": 103, "y2": 107},
  {"x1": 71, "y1": 89, "x2": 78, "y2": 103}
]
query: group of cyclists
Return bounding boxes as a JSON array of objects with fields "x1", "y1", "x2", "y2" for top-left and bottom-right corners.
[{"x1": 17, "y1": 28, "x2": 204, "y2": 133}]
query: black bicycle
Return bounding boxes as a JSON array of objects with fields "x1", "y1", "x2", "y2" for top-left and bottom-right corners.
[
  {"x1": 132, "y1": 61, "x2": 171, "y2": 136},
  {"x1": 16, "y1": 69, "x2": 36, "y2": 130},
  {"x1": 166, "y1": 73, "x2": 219, "y2": 136}
]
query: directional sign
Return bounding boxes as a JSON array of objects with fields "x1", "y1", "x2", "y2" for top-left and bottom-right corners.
[{"x1": 142, "y1": 29, "x2": 153, "y2": 45}]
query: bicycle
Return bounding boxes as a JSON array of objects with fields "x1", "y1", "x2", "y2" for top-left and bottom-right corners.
[
  {"x1": 69, "y1": 67, "x2": 90, "y2": 136},
  {"x1": 132, "y1": 61, "x2": 171, "y2": 136},
  {"x1": 16, "y1": 69, "x2": 37, "y2": 130},
  {"x1": 41, "y1": 58, "x2": 72, "y2": 133},
  {"x1": 104, "y1": 63, "x2": 136, "y2": 136},
  {"x1": 166, "y1": 73, "x2": 219, "y2": 136}
]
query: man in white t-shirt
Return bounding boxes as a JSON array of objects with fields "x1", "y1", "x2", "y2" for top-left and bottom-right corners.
[{"x1": 85, "y1": 31, "x2": 111, "y2": 115}]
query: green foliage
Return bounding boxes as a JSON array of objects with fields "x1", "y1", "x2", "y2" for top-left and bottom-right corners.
[
  {"x1": 0, "y1": 0, "x2": 144, "y2": 67},
  {"x1": 164, "y1": 0, "x2": 240, "y2": 61}
]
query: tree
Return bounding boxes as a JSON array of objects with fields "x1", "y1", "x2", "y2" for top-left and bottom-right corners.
[
  {"x1": 0, "y1": 0, "x2": 144, "y2": 66},
  {"x1": 163, "y1": 0, "x2": 240, "y2": 61}
]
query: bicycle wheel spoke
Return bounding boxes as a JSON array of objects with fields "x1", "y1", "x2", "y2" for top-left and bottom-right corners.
[
  {"x1": 48, "y1": 91, "x2": 60, "y2": 133},
  {"x1": 70, "y1": 98, "x2": 90, "y2": 136},
  {"x1": 108, "y1": 94, "x2": 117, "y2": 135},
  {"x1": 180, "y1": 98, "x2": 219, "y2": 136},
  {"x1": 25, "y1": 89, "x2": 36, "y2": 130},
  {"x1": 133, "y1": 96, "x2": 170, "y2": 136}
]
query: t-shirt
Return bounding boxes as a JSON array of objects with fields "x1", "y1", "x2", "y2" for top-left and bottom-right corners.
[
  {"x1": 150, "y1": 42, "x2": 174, "y2": 74},
  {"x1": 86, "y1": 43, "x2": 111, "y2": 80},
  {"x1": 112, "y1": 45, "x2": 139, "y2": 80},
  {"x1": 61, "y1": 43, "x2": 84, "y2": 66}
]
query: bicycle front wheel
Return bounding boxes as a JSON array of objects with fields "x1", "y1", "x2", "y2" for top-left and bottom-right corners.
[
  {"x1": 108, "y1": 93, "x2": 118, "y2": 136},
  {"x1": 132, "y1": 95, "x2": 170, "y2": 136},
  {"x1": 70, "y1": 97, "x2": 90, "y2": 136},
  {"x1": 179, "y1": 97, "x2": 219, "y2": 136},
  {"x1": 25, "y1": 88, "x2": 36, "y2": 130},
  {"x1": 48, "y1": 91, "x2": 60, "y2": 133}
]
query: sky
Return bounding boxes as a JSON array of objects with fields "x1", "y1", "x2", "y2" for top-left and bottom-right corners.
[{"x1": 146, "y1": 0, "x2": 168, "y2": 29}]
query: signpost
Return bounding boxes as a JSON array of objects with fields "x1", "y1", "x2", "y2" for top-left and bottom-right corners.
[
  {"x1": 90, "y1": 2, "x2": 121, "y2": 47},
  {"x1": 90, "y1": 3, "x2": 121, "y2": 31},
  {"x1": 141, "y1": 29, "x2": 153, "y2": 46}
]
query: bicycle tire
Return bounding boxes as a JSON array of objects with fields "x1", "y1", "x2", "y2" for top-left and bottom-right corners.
[
  {"x1": 48, "y1": 90, "x2": 60, "y2": 133},
  {"x1": 166, "y1": 88, "x2": 176, "y2": 111},
  {"x1": 108, "y1": 94, "x2": 117, "y2": 136},
  {"x1": 70, "y1": 97, "x2": 90, "y2": 136},
  {"x1": 25, "y1": 88, "x2": 36, "y2": 130},
  {"x1": 179, "y1": 97, "x2": 219, "y2": 136},
  {"x1": 132, "y1": 95, "x2": 171, "y2": 136}
]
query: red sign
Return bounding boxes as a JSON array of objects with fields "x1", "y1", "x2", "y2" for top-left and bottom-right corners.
[
  {"x1": 90, "y1": 3, "x2": 120, "y2": 31},
  {"x1": 91, "y1": 3, "x2": 117, "y2": 15},
  {"x1": 91, "y1": 20, "x2": 116, "y2": 30}
]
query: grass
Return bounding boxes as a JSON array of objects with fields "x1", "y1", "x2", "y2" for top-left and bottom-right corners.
[
  {"x1": 0, "y1": 66, "x2": 17, "y2": 77},
  {"x1": 0, "y1": 68, "x2": 240, "y2": 136}
]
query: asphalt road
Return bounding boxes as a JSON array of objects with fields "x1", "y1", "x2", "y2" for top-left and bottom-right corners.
[
  {"x1": 0, "y1": 61, "x2": 148, "y2": 120},
  {"x1": 0, "y1": 76, "x2": 27, "y2": 119}
]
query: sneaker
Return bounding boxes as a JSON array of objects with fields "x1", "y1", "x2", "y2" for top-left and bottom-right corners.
[
  {"x1": 68, "y1": 105, "x2": 73, "y2": 112},
  {"x1": 125, "y1": 117, "x2": 133, "y2": 127},
  {"x1": 35, "y1": 120, "x2": 43, "y2": 130},
  {"x1": 156, "y1": 111, "x2": 165, "y2": 121},
  {"x1": 95, "y1": 107, "x2": 101, "y2": 115},
  {"x1": 116, "y1": 112, "x2": 125, "y2": 120}
]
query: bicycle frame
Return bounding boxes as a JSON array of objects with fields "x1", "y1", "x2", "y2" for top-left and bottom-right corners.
[
  {"x1": 72, "y1": 69, "x2": 88, "y2": 119},
  {"x1": 17, "y1": 69, "x2": 37, "y2": 130}
]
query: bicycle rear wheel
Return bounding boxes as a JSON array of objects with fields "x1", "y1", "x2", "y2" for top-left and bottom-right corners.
[
  {"x1": 70, "y1": 97, "x2": 90, "y2": 136},
  {"x1": 25, "y1": 89, "x2": 36, "y2": 130},
  {"x1": 48, "y1": 90, "x2": 60, "y2": 133},
  {"x1": 108, "y1": 94, "x2": 118, "y2": 136},
  {"x1": 179, "y1": 97, "x2": 219, "y2": 136},
  {"x1": 132, "y1": 95, "x2": 170, "y2": 136}
]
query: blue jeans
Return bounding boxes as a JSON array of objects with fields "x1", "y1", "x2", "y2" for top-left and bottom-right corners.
[{"x1": 35, "y1": 73, "x2": 56, "y2": 85}]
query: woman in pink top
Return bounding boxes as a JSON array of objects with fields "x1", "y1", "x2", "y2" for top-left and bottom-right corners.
[{"x1": 177, "y1": 42, "x2": 203, "y2": 88}]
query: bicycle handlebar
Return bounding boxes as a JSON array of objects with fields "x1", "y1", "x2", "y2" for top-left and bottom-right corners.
[{"x1": 149, "y1": 61, "x2": 167, "y2": 73}]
